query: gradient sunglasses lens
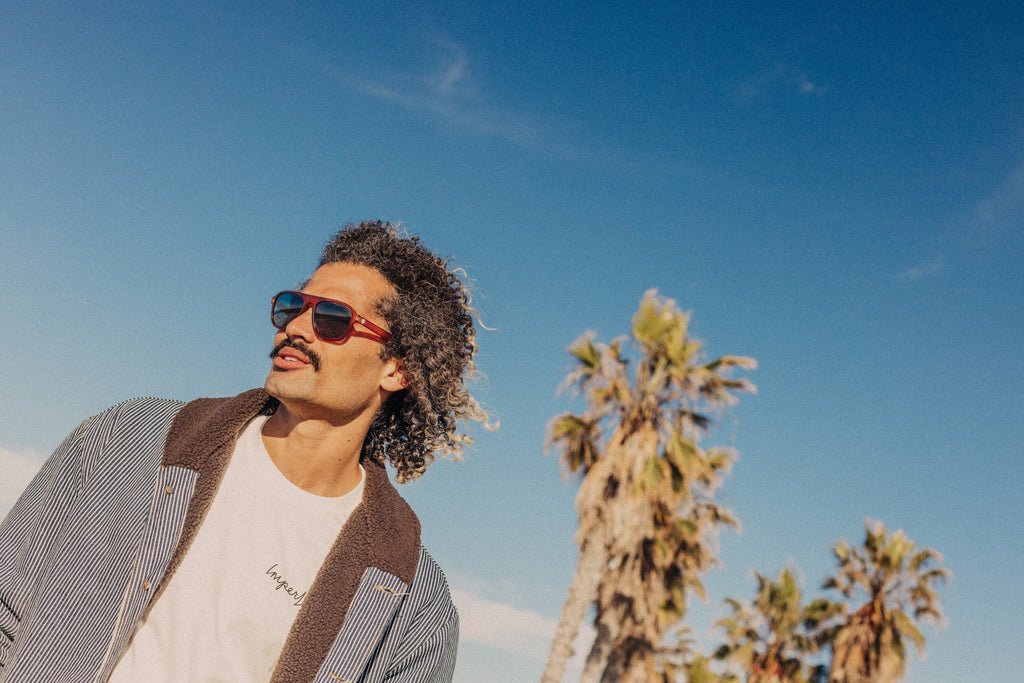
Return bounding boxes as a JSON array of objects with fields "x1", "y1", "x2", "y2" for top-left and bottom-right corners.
[
  {"x1": 311, "y1": 299, "x2": 354, "y2": 340},
  {"x1": 272, "y1": 292, "x2": 305, "y2": 330}
]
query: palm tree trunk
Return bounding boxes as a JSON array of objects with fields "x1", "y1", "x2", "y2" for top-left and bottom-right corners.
[
  {"x1": 541, "y1": 537, "x2": 607, "y2": 683},
  {"x1": 598, "y1": 638, "x2": 655, "y2": 683},
  {"x1": 578, "y1": 618, "x2": 614, "y2": 683}
]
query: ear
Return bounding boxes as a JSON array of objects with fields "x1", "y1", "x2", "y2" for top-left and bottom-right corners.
[{"x1": 379, "y1": 358, "x2": 410, "y2": 393}]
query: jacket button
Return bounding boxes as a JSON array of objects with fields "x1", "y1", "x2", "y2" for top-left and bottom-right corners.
[
  {"x1": 164, "y1": 485, "x2": 174, "y2": 495},
  {"x1": 141, "y1": 580, "x2": 152, "y2": 590}
]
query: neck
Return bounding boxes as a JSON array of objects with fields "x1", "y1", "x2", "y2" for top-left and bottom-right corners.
[{"x1": 260, "y1": 405, "x2": 369, "y2": 497}]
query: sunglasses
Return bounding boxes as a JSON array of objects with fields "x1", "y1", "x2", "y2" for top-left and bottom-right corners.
[{"x1": 271, "y1": 291, "x2": 392, "y2": 344}]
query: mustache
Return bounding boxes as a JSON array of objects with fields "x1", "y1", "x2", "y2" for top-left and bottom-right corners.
[{"x1": 270, "y1": 339, "x2": 322, "y2": 372}]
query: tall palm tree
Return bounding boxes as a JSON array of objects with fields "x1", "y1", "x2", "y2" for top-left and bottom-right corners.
[
  {"x1": 714, "y1": 566, "x2": 840, "y2": 683},
  {"x1": 824, "y1": 521, "x2": 950, "y2": 683},
  {"x1": 542, "y1": 290, "x2": 756, "y2": 683}
]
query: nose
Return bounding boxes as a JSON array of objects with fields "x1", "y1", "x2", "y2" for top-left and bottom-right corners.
[{"x1": 283, "y1": 306, "x2": 316, "y2": 343}]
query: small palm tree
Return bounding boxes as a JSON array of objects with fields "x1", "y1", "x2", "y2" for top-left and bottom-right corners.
[
  {"x1": 684, "y1": 654, "x2": 742, "y2": 683},
  {"x1": 715, "y1": 566, "x2": 841, "y2": 683},
  {"x1": 824, "y1": 521, "x2": 951, "y2": 683},
  {"x1": 660, "y1": 628, "x2": 740, "y2": 683},
  {"x1": 542, "y1": 290, "x2": 755, "y2": 683}
]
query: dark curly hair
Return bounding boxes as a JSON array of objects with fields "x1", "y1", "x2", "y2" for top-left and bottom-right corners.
[{"x1": 319, "y1": 221, "x2": 491, "y2": 482}]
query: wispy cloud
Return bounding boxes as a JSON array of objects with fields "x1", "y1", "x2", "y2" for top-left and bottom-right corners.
[
  {"x1": 735, "y1": 63, "x2": 826, "y2": 103},
  {"x1": 316, "y1": 37, "x2": 543, "y2": 148},
  {"x1": 965, "y1": 161, "x2": 1024, "y2": 249},
  {"x1": 290, "y1": 33, "x2": 661, "y2": 170},
  {"x1": 798, "y1": 73, "x2": 825, "y2": 95},
  {"x1": 895, "y1": 158, "x2": 1024, "y2": 282},
  {"x1": 450, "y1": 583, "x2": 592, "y2": 675},
  {"x1": 894, "y1": 257, "x2": 945, "y2": 282},
  {"x1": 425, "y1": 39, "x2": 469, "y2": 94},
  {"x1": 0, "y1": 447, "x2": 45, "y2": 516}
]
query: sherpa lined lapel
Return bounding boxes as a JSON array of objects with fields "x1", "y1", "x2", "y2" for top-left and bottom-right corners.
[{"x1": 152, "y1": 388, "x2": 273, "y2": 609}]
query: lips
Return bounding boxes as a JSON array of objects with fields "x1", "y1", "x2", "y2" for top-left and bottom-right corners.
[
  {"x1": 270, "y1": 340, "x2": 321, "y2": 371},
  {"x1": 278, "y1": 347, "x2": 310, "y2": 364},
  {"x1": 275, "y1": 354, "x2": 308, "y2": 370}
]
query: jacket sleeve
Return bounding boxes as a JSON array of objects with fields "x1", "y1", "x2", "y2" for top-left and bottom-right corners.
[
  {"x1": 375, "y1": 549, "x2": 459, "y2": 683},
  {"x1": 0, "y1": 414, "x2": 97, "y2": 667},
  {"x1": 383, "y1": 596, "x2": 458, "y2": 683}
]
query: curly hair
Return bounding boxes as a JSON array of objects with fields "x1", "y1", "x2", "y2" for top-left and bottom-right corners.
[{"x1": 319, "y1": 221, "x2": 490, "y2": 482}]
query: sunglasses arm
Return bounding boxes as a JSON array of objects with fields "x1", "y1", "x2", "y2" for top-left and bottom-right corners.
[{"x1": 353, "y1": 317, "x2": 392, "y2": 344}]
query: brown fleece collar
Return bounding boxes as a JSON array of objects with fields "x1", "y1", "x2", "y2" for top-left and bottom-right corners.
[{"x1": 157, "y1": 389, "x2": 422, "y2": 682}]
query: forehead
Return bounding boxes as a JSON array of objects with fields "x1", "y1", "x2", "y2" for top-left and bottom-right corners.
[{"x1": 302, "y1": 262, "x2": 395, "y2": 311}]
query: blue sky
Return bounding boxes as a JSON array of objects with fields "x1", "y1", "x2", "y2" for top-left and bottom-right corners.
[{"x1": 2, "y1": 2, "x2": 1022, "y2": 681}]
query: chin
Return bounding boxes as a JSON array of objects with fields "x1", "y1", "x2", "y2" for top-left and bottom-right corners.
[{"x1": 264, "y1": 374, "x2": 298, "y2": 401}]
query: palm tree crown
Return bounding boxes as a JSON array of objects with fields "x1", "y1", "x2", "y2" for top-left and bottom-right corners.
[
  {"x1": 824, "y1": 521, "x2": 951, "y2": 683},
  {"x1": 542, "y1": 290, "x2": 755, "y2": 683},
  {"x1": 715, "y1": 566, "x2": 840, "y2": 683}
]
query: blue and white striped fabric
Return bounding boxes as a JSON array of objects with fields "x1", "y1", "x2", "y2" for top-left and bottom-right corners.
[
  {"x1": 0, "y1": 395, "x2": 458, "y2": 682},
  {"x1": 320, "y1": 554, "x2": 458, "y2": 683},
  {"x1": 0, "y1": 398, "x2": 186, "y2": 682}
]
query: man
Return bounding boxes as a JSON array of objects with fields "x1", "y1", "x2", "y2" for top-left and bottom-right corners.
[{"x1": 0, "y1": 221, "x2": 488, "y2": 682}]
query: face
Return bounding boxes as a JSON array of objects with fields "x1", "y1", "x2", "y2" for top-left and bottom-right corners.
[{"x1": 264, "y1": 262, "x2": 407, "y2": 424}]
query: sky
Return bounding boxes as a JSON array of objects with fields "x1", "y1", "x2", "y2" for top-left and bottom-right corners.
[{"x1": 1, "y1": 1, "x2": 1022, "y2": 681}]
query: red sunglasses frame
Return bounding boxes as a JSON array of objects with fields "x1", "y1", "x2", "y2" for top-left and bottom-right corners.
[{"x1": 271, "y1": 291, "x2": 392, "y2": 344}]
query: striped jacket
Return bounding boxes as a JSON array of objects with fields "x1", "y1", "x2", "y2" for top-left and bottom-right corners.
[{"x1": 0, "y1": 389, "x2": 458, "y2": 682}]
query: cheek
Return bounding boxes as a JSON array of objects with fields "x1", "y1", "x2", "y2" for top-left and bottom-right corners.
[{"x1": 324, "y1": 350, "x2": 385, "y2": 385}]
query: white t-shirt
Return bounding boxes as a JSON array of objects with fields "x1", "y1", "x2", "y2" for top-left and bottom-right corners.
[{"x1": 109, "y1": 415, "x2": 364, "y2": 682}]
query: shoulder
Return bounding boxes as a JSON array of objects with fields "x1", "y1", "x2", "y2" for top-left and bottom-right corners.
[
  {"x1": 413, "y1": 547, "x2": 450, "y2": 590},
  {"x1": 73, "y1": 397, "x2": 188, "y2": 448},
  {"x1": 77, "y1": 390, "x2": 272, "y2": 457},
  {"x1": 409, "y1": 546, "x2": 457, "y2": 615},
  {"x1": 96, "y1": 396, "x2": 187, "y2": 422}
]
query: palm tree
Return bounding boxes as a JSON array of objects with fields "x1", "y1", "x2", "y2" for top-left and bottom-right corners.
[
  {"x1": 824, "y1": 521, "x2": 950, "y2": 683},
  {"x1": 660, "y1": 627, "x2": 739, "y2": 683},
  {"x1": 542, "y1": 290, "x2": 756, "y2": 683},
  {"x1": 714, "y1": 566, "x2": 840, "y2": 683},
  {"x1": 681, "y1": 653, "x2": 741, "y2": 683}
]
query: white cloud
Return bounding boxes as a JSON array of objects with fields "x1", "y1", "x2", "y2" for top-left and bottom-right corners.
[
  {"x1": 898, "y1": 159, "x2": 1024, "y2": 281},
  {"x1": 307, "y1": 35, "x2": 544, "y2": 149},
  {"x1": 734, "y1": 64, "x2": 784, "y2": 103},
  {"x1": 967, "y1": 161, "x2": 1024, "y2": 246},
  {"x1": 894, "y1": 257, "x2": 945, "y2": 282},
  {"x1": 735, "y1": 63, "x2": 826, "y2": 103},
  {"x1": 450, "y1": 587, "x2": 557, "y2": 661},
  {"x1": 0, "y1": 447, "x2": 45, "y2": 516},
  {"x1": 798, "y1": 74, "x2": 826, "y2": 95},
  {"x1": 423, "y1": 39, "x2": 470, "y2": 94},
  {"x1": 450, "y1": 585, "x2": 593, "y2": 675}
]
